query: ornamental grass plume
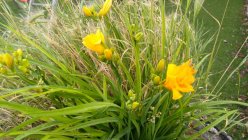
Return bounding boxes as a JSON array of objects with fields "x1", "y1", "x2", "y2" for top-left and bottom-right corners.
[{"x1": 164, "y1": 60, "x2": 196, "y2": 100}]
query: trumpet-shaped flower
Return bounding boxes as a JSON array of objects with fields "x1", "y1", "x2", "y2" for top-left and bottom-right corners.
[
  {"x1": 82, "y1": 6, "x2": 96, "y2": 16},
  {"x1": 163, "y1": 60, "x2": 196, "y2": 100},
  {"x1": 82, "y1": 30, "x2": 105, "y2": 54}
]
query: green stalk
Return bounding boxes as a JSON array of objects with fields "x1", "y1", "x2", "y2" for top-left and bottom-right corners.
[{"x1": 134, "y1": 41, "x2": 142, "y2": 102}]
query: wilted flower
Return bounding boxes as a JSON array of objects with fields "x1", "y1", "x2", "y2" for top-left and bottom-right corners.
[
  {"x1": 163, "y1": 60, "x2": 196, "y2": 100},
  {"x1": 82, "y1": 30, "x2": 105, "y2": 54}
]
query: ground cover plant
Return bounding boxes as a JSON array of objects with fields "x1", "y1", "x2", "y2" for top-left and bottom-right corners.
[{"x1": 0, "y1": 0, "x2": 248, "y2": 139}]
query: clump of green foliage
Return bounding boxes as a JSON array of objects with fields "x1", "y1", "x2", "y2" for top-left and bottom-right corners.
[{"x1": 0, "y1": 0, "x2": 247, "y2": 139}]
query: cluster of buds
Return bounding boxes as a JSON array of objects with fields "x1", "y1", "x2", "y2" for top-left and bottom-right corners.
[
  {"x1": 126, "y1": 90, "x2": 140, "y2": 110},
  {"x1": 0, "y1": 49, "x2": 29, "y2": 74},
  {"x1": 151, "y1": 59, "x2": 165, "y2": 85}
]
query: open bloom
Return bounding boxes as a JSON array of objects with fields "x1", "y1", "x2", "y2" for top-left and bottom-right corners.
[
  {"x1": 163, "y1": 60, "x2": 196, "y2": 100},
  {"x1": 82, "y1": 30, "x2": 105, "y2": 54},
  {"x1": 82, "y1": 0, "x2": 112, "y2": 17}
]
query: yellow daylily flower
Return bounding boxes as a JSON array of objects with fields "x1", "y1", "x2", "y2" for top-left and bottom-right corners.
[
  {"x1": 82, "y1": 30, "x2": 105, "y2": 54},
  {"x1": 163, "y1": 60, "x2": 196, "y2": 100},
  {"x1": 82, "y1": 6, "x2": 96, "y2": 16},
  {"x1": 98, "y1": 0, "x2": 112, "y2": 16}
]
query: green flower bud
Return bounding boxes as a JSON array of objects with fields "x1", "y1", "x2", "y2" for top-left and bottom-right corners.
[
  {"x1": 18, "y1": 66, "x2": 28, "y2": 73},
  {"x1": 21, "y1": 59, "x2": 30, "y2": 67},
  {"x1": 128, "y1": 90, "x2": 135, "y2": 97},
  {"x1": 134, "y1": 32, "x2": 143, "y2": 41},
  {"x1": 153, "y1": 76, "x2": 161, "y2": 85},
  {"x1": 132, "y1": 102, "x2": 139, "y2": 110},
  {"x1": 156, "y1": 59, "x2": 165, "y2": 72},
  {"x1": 0, "y1": 67, "x2": 7, "y2": 74}
]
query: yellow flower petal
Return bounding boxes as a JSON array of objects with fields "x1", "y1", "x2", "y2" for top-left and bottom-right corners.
[
  {"x1": 172, "y1": 89, "x2": 182, "y2": 100},
  {"x1": 98, "y1": 0, "x2": 112, "y2": 16},
  {"x1": 82, "y1": 6, "x2": 95, "y2": 16}
]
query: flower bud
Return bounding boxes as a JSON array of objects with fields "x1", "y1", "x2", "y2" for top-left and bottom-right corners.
[
  {"x1": 3, "y1": 53, "x2": 13, "y2": 68},
  {"x1": 16, "y1": 49, "x2": 23, "y2": 57},
  {"x1": 153, "y1": 76, "x2": 161, "y2": 85},
  {"x1": 156, "y1": 59, "x2": 165, "y2": 72},
  {"x1": 21, "y1": 59, "x2": 30, "y2": 67},
  {"x1": 128, "y1": 90, "x2": 135, "y2": 98},
  {"x1": 134, "y1": 32, "x2": 143, "y2": 41},
  {"x1": 0, "y1": 67, "x2": 6, "y2": 74},
  {"x1": 18, "y1": 66, "x2": 28, "y2": 73},
  {"x1": 132, "y1": 102, "x2": 139, "y2": 110},
  {"x1": 104, "y1": 49, "x2": 112, "y2": 60}
]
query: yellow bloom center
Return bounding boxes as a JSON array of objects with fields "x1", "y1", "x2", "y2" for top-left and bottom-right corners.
[{"x1": 163, "y1": 60, "x2": 196, "y2": 100}]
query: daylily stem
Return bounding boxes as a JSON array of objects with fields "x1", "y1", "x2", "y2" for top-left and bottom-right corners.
[{"x1": 134, "y1": 41, "x2": 142, "y2": 102}]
